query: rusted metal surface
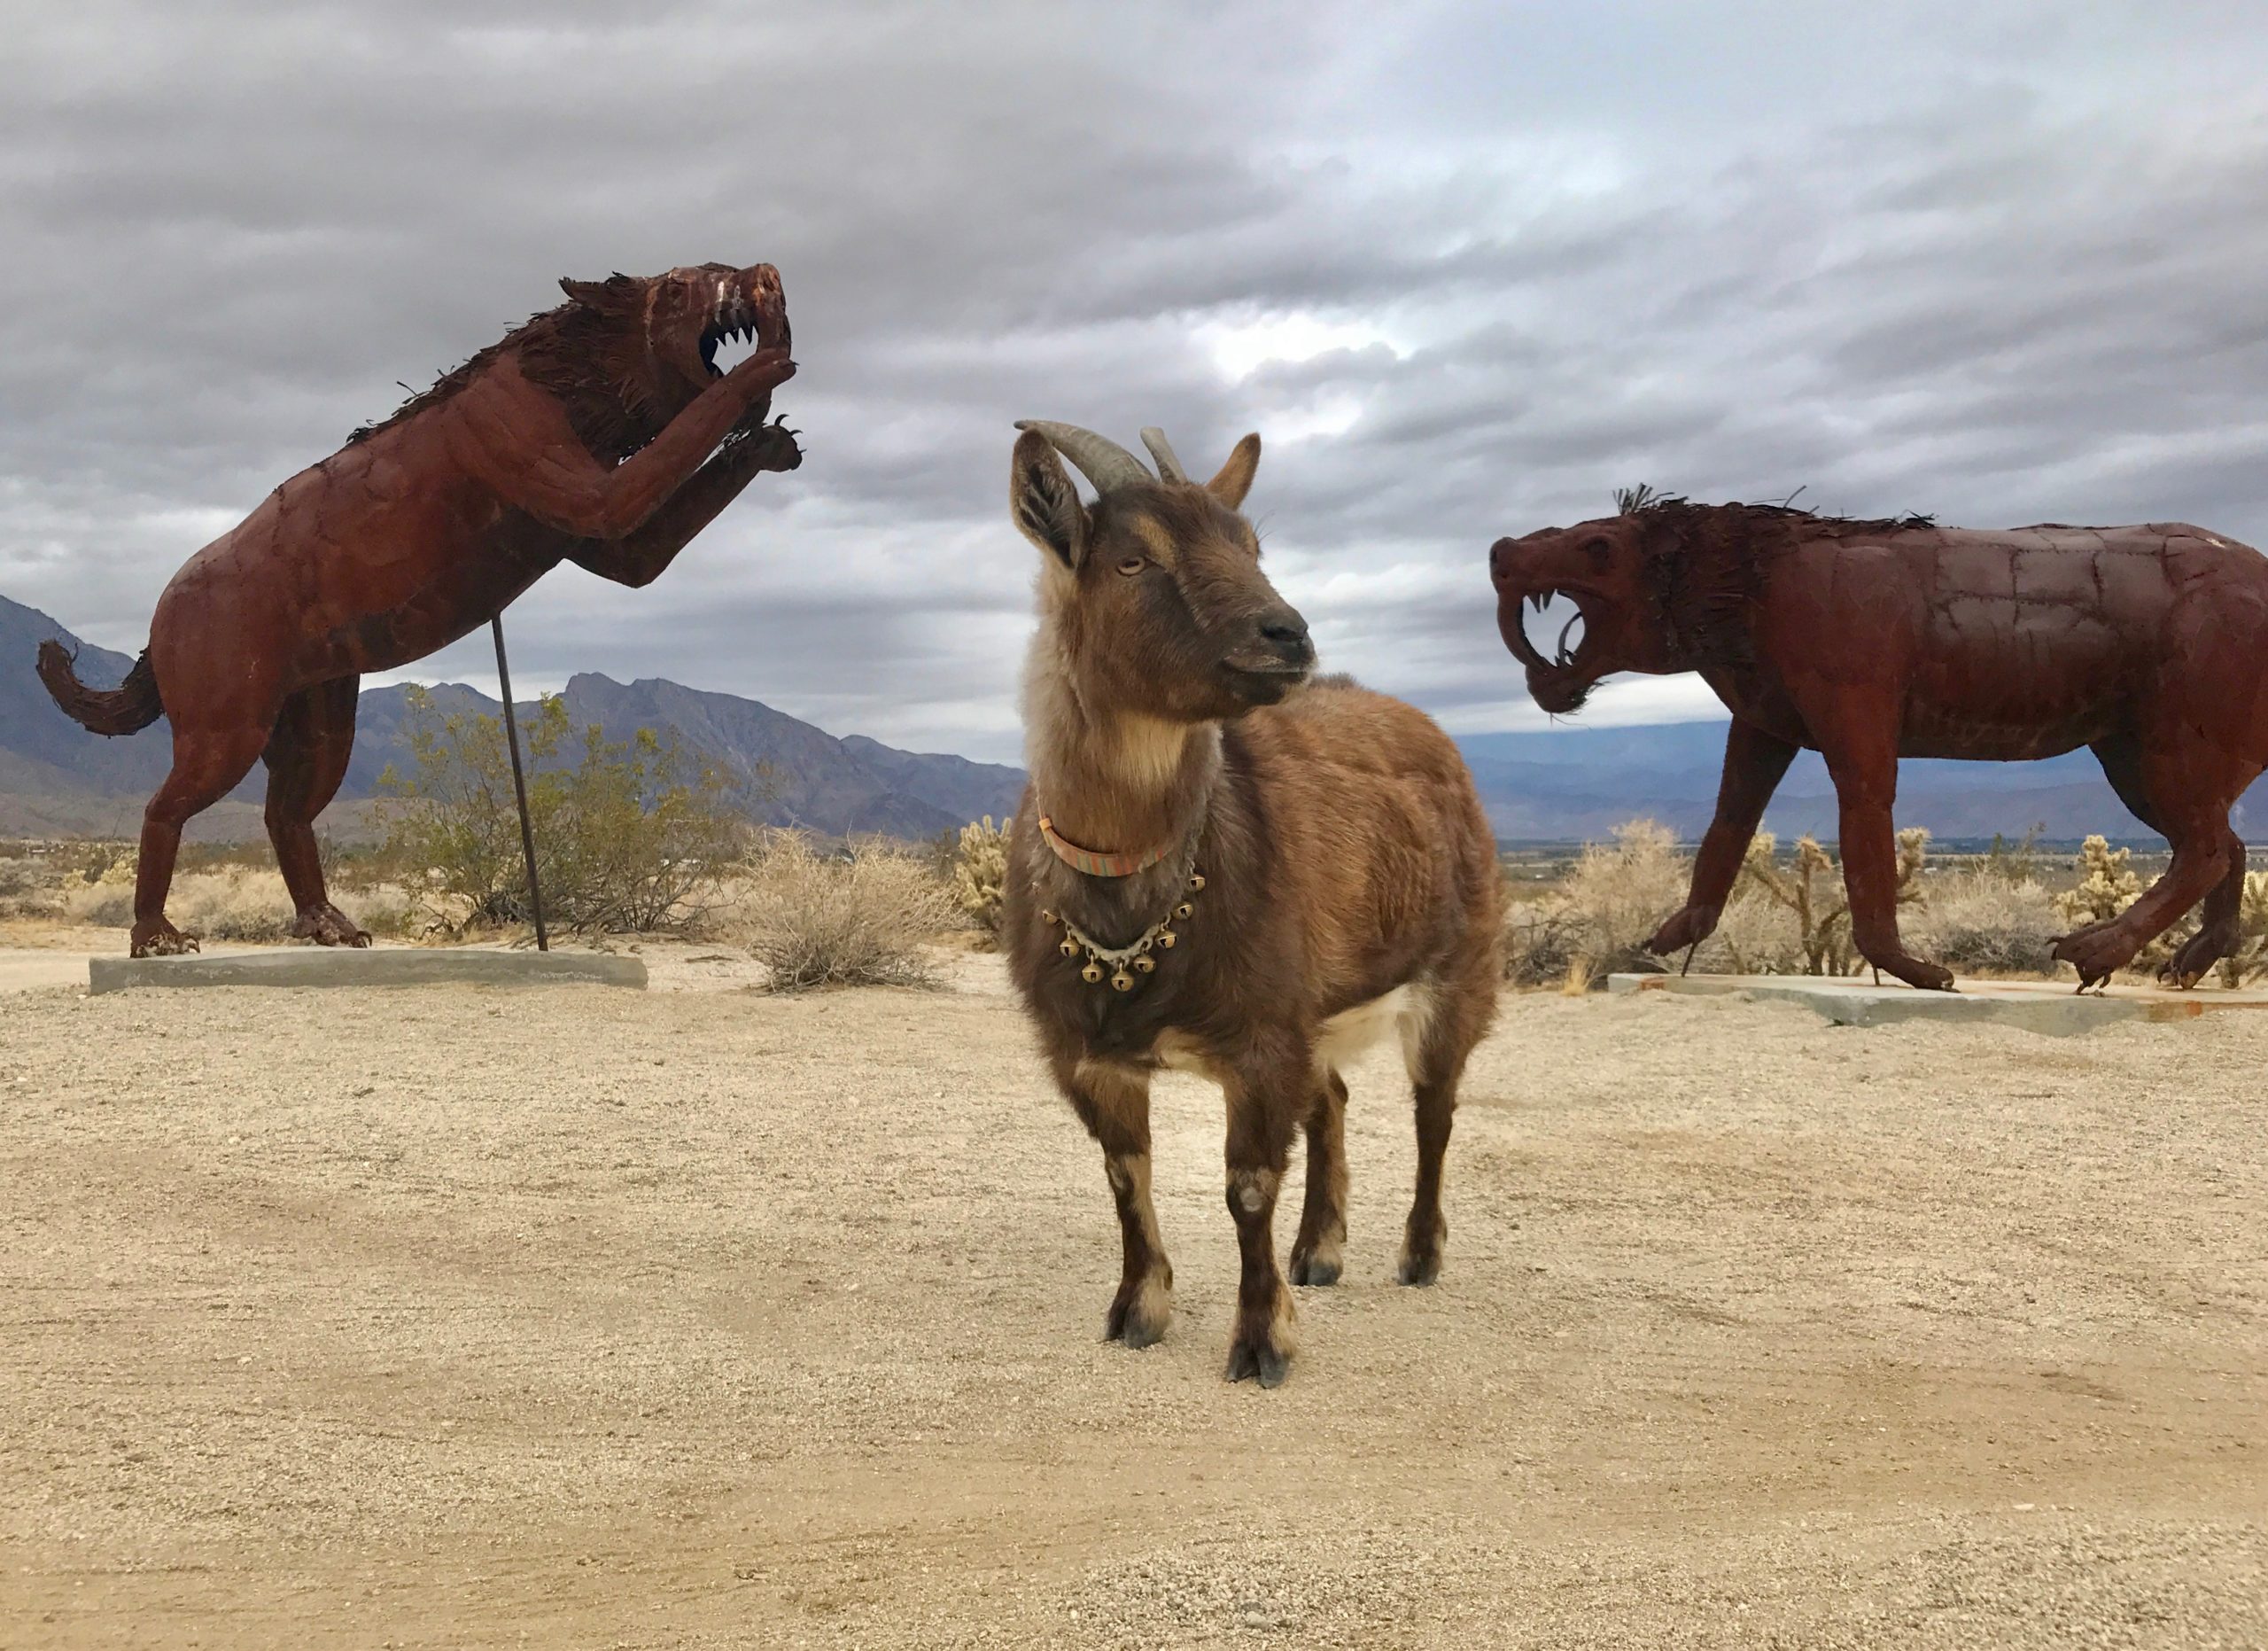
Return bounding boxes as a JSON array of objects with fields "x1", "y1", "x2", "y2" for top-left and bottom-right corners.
[
  {"x1": 1491, "y1": 500, "x2": 2268, "y2": 990},
  {"x1": 36, "y1": 263, "x2": 797, "y2": 957}
]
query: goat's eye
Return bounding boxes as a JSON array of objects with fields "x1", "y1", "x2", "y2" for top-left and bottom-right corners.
[{"x1": 1115, "y1": 556, "x2": 1146, "y2": 577}]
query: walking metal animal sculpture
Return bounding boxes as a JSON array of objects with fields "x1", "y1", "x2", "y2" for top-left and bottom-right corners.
[
  {"x1": 1489, "y1": 497, "x2": 2268, "y2": 992},
  {"x1": 36, "y1": 262, "x2": 798, "y2": 956},
  {"x1": 1003, "y1": 421, "x2": 1501, "y2": 1388}
]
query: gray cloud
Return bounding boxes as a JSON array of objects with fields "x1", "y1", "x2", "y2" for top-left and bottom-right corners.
[{"x1": 5, "y1": 3, "x2": 2268, "y2": 764}]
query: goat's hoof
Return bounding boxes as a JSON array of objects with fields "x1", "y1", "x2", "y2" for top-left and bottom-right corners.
[
  {"x1": 1104, "y1": 1274, "x2": 1172, "y2": 1350},
  {"x1": 1396, "y1": 1248, "x2": 1443, "y2": 1288},
  {"x1": 1224, "y1": 1334, "x2": 1291, "y2": 1389},
  {"x1": 1289, "y1": 1234, "x2": 1343, "y2": 1288}
]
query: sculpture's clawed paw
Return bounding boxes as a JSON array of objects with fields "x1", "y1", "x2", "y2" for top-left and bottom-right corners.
[
  {"x1": 2161, "y1": 926, "x2": 2234, "y2": 991},
  {"x1": 1645, "y1": 904, "x2": 1720, "y2": 956},
  {"x1": 1104, "y1": 1273, "x2": 1172, "y2": 1351},
  {"x1": 2053, "y1": 927, "x2": 2138, "y2": 992},
  {"x1": 1896, "y1": 957, "x2": 1956, "y2": 993},
  {"x1": 292, "y1": 904, "x2": 371, "y2": 948},
  {"x1": 128, "y1": 921, "x2": 200, "y2": 959}
]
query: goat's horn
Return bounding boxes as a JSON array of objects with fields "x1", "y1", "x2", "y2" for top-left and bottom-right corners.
[
  {"x1": 1014, "y1": 420, "x2": 1153, "y2": 494},
  {"x1": 1139, "y1": 427, "x2": 1189, "y2": 483}
]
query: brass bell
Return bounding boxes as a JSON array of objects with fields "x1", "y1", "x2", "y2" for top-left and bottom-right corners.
[
  {"x1": 1080, "y1": 961, "x2": 1104, "y2": 985},
  {"x1": 1188, "y1": 873, "x2": 1206, "y2": 892},
  {"x1": 1174, "y1": 902, "x2": 1194, "y2": 921},
  {"x1": 1132, "y1": 954, "x2": 1156, "y2": 974},
  {"x1": 1111, "y1": 970, "x2": 1135, "y2": 992},
  {"x1": 1156, "y1": 928, "x2": 1176, "y2": 949},
  {"x1": 1040, "y1": 908, "x2": 1059, "y2": 926},
  {"x1": 1059, "y1": 937, "x2": 1080, "y2": 958}
]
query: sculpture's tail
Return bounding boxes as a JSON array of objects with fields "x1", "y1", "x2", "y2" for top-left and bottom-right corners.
[{"x1": 35, "y1": 640, "x2": 164, "y2": 736}]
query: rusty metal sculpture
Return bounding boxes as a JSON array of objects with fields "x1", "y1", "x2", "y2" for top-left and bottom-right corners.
[
  {"x1": 37, "y1": 263, "x2": 797, "y2": 956},
  {"x1": 1489, "y1": 498, "x2": 2268, "y2": 991}
]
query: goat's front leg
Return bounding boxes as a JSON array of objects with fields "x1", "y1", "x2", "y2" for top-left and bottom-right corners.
[
  {"x1": 567, "y1": 417, "x2": 802, "y2": 588},
  {"x1": 1060, "y1": 1057, "x2": 1173, "y2": 1349},
  {"x1": 1223, "y1": 1052, "x2": 1306, "y2": 1388}
]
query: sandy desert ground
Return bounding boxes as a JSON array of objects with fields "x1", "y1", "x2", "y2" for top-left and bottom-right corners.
[{"x1": 2, "y1": 941, "x2": 2264, "y2": 1649}]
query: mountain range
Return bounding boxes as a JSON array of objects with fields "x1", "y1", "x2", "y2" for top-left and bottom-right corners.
[
  {"x1": 5, "y1": 590, "x2": 2259, "y2": 845},
  {"x1": 0, "y1": 594, "x2": 1024, "y2": 841}
]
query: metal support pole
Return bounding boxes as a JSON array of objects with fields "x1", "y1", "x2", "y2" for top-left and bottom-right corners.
[{"x1": 490, "y1": 614, "x2": 548, "y2": 952}]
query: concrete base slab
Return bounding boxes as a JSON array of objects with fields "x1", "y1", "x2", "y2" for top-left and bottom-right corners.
[
  {"x1": 1606, "y1": 971, "x2": 2268, "y2": 1036},
  {"x1": 89, "y1": 946, "x2": 647, "y2": 995}
]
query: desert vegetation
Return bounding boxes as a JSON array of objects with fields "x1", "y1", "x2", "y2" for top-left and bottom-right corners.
[{"x1": 1505, "y1": 819, "x2": 2268, "y2": 989}]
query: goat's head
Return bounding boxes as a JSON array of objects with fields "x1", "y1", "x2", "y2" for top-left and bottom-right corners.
[{"x1": 1010, "y1": 421, "x2": 1314, "y2": 723}]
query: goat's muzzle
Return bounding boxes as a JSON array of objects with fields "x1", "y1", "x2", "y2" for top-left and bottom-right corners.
[{"x1": 1221, "y1": 604, "x2": 1315, "y2": 704}]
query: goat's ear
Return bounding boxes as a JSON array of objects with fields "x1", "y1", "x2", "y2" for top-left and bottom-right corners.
[
  {"x1": 1206, "y1": 432, "x2": 1262, "y2": 509},
  {"x1": 1011, "y1": 431, "x2": 1091, "y2": 570}
]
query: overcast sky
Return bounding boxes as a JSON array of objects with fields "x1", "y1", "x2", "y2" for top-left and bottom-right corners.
[{"x1": 5, "y1": 2, "x2": 2268, "y2": 763}]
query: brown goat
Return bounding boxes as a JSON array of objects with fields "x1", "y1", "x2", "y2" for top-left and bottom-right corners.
[{"x1": 1000, "y1": 421, "x2": 1501, "y2": 1387}]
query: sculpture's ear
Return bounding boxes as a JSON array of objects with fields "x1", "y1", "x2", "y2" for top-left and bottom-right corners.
[
  {"x1": 1206, "y1": 432, "x2": 1262, "y2": 509},
  {"x1": 558, "y1": 273, "x2": 637, "y2": 309},
  {"x1": 1011, "y1": 430, "x2": 1091, "y2": 572}
]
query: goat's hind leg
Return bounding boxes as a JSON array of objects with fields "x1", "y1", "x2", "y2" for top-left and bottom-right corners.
[
  {"x1": 1062, "y1": 1058, "x2": 1174, "y2": 1349},
  {"x1": 1399, "y1": 980, "x2": 1491, "y2": 1287},
  {"x1": 1288, "y1": 1068, "x2": 1349, "y2": 1287}
]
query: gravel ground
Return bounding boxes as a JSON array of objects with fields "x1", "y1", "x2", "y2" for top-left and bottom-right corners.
[{"x1": 1, "y1": 941, "x2": 2263, "y2": 1648}]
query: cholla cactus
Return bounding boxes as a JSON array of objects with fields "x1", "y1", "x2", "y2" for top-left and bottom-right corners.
[
  {"x1": 1739, "y1": 827, "x2": 1927, "y2": 976},
  {"x1": 2214, "y1": 869, "x2": 2268, "y2": 986},
  {"x1": 951, "y1": 814, "x2": 1011, "y2": 941},
  {"x1": 2055, "y1": 835, "x2": 2142, "y2": 928}
]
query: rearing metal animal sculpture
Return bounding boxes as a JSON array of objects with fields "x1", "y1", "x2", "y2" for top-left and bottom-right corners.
[{"x1": 37, "y1": 262, "x2": 797, "y2": 956}]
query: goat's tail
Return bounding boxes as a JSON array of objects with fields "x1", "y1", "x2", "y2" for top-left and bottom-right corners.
[{"x1": 35, "y1": 640, "x2": 164, "y2": 736}]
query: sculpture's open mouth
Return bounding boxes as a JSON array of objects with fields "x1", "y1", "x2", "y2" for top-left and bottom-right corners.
[
  {"x1": 1496, "y1": 583, "x2": 1597, "y2": 714},
  {"x1": 699, "y1": 312, "x2": 770, "y2": 378},
  {"x1": 1509, "y1": 587, "x2": 1589, "y2": 673},
  {"x1": 698, "y1": 273, "x2": 788, "y2": 378}
]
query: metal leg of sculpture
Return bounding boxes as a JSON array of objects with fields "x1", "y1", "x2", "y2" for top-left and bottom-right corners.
[
  {"x1": 262, "y1": 676, "x2": 369, "y2": 948},
  {"x1": 2089, "y1": 733, "x2": 2248, "y2": 989},
  {"x1": 134, "y1": 727, "x2": 274, "y2": 958},
  {"x1": 1823, "y1": 729, "x2": 1953, "y2": 992}
]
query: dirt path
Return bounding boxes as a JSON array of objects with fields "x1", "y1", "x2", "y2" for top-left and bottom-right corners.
[{"x1": 2, "y1": 948, "x2": 2262, "y2": 1647}]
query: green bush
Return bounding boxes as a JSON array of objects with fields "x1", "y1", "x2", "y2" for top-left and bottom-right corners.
[{"x1": 377, "y1": 686, "x2": 751, "y2": 937}]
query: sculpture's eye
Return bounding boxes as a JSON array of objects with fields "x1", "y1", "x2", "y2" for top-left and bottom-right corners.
[
  {"x1": 1584, "y1": 536, "x2": 1612, "y2": 569},
  {"x1": 1116, "y1": 556, "x2": 1146, "y2": 577}
]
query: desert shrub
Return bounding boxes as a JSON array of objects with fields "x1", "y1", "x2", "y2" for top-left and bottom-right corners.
[
  {"x1": 1909, "y1": 870, "x2": 2062, "y2": 975},
  {"x1": 2056, "y1": 835, "x2": 2143, "y2": 928},
  {"x1": 378, "y1": 685, "x2": 749, "y2": 936},
  {"x1": 1558, "y1": 819, "x2": 1690, "y2": 980},
  {"x1": 1503, "y1": 894, "x2": 1586, "y2": 986},
  {"x1": 1737, "y1": 828, "x2": 1927, "y2": 976},
  {"x1": 729, "y1": 830, "x2": 957, "y2": 992},
  {"x1": 950, "y1": 814, "x2": 1011, "y2": 943}
]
